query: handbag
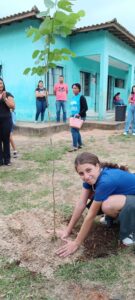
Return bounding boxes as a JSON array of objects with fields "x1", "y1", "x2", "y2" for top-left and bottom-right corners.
[{"x1": 69, "y1": 117, "x2": 84, "y2": 129}]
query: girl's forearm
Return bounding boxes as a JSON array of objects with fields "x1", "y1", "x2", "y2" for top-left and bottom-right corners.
[
  {"x1": 75, "y1": 215, "x2": 94, "y2": 246},
  {"x1": 66, "y1": 202, "x2": 86, "y2": 234}
]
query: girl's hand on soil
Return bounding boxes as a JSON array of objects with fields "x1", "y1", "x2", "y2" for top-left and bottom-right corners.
[
  {"x1": 56, "y1": 228, "x2": 70, "y2": 240},
  {"x1": 46, "y1": 228, "x2": 70, "y2": 241},
  {"x1": 56, "y1": 240, "x2": 79, "y2": 258}
]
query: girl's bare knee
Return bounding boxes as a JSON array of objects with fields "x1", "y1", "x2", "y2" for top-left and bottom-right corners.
[{"x1": 102, "y1": 202, "x2": 110, "y2": 214}]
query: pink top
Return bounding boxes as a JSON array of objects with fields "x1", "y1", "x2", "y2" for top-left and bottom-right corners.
[
  {"x1": 54, "y1": 83, "x2": 68, "y2": 101},
  {"x1": 130, "y1": 93, "x2": 135, "y2": 104}
]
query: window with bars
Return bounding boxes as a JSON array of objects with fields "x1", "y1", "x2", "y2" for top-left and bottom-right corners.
[
  {"x1": 0, "y1": 65, "x2": 2, "y2": 77},
  {"x1": 80, "y1": 71, "x2": 90, "y2": 96},
  {"x1": 46, "y1": 66, "x2": 63, "y2": 94},
  {"x1": 115, "y1": 78, "x2": 125, "y2": 89}
]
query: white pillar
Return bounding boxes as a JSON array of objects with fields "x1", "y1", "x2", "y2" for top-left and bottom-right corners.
[
  {"x1": 99, "y1": 54, "x2": 109, "y2": 120},
  {"x1": 127, "y1": 65, "x2": 135, "y2": 95}
]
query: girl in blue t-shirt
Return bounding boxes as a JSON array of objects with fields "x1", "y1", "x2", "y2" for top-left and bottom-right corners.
[
  {"x1": 56, "y1": 152, "x2": 135, "y2": 258},
  {"x1": 68, "y1": 83, "x2": 88, "y2": 152}
]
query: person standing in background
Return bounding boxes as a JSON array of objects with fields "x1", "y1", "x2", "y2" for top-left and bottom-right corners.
[
  {"x1": 35, "y1": 80, "x2": 48, "y2": 123},
  {"x1": 123, "y1": 85, "x2": 135, "y2": 135},
  {"x1": 0, "y1": 78, "x2": 15, "y2": 166},
  {"x1": 69, "y1": 83, "x2": 88, "y2": 152},
  {"x1": 10, "y1": 109, "x2": 18, "y2": 158},
  {"x1": 54, "y1": 75, "x2": 68, "y2": 123},
  {"x1": 113, "y1": 92, "x2": 124, "y2": 105}
]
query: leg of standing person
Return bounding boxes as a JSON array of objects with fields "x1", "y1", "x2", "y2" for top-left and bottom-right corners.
[
  {"x1": 2, "y1": 117, "x2": 12, "y2": 165},
  {"x1": 56, "y1": 101, "x2": 61, "y2": 122},
  {"x1": 77, "y1": 130, "x2": 83, "y2": 148},
  {"x1": 0, "y1": 121, "x2": 3, "y2": 165},
  {"x1": 61, "y1": 101, "x2": 67, "y2": 123},
  {"x1": 10, "y1": 133, "x2": 18, "y2": 158},
  {"x1": 124, "y1": 105, "x2": 133, "y2": 134},
  {"x1": 69, "y1": 127, "x2": 78, "y2": 151},
  {"x1": 35, "y1": 100, "x2": 42, "y2": 122},
  {"x1": 41, "y1": 101, "x2": 46, "y2": 122},
  {"x1": 131, "y1": 106, "x2": 135, "y2": 135}
]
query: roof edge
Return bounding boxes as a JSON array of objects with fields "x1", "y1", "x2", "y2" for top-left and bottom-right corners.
[
  {"x1": 0, "y1": 6, "x2": 40, "y2": 26},
  {"x1": 73, "y1": 19, "x2": 135, "y2": 38}
]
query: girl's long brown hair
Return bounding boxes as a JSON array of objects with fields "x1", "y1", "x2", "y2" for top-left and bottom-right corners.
[{"x1": 74, "y1": 152, "x2": 128, "y2": 171}]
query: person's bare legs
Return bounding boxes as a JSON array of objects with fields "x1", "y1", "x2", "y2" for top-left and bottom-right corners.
[
  {"x1": 102, "y1": 195, "x2": 126, "y2": 218},
  {"x1": 10, "y1": 133, "x2": 16, "y2": 151}
]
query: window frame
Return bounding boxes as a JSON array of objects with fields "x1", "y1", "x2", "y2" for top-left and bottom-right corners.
[
  {"x1": 46, "y1": 66, "x2": 64, "y2": 95},
  {"x1": 115, "y1": 78, "x2": 125, "y2": 89},
  {"x1": 0, "y1": 65, "x2": 2, "y2": 77},
  {"x1": 80, "y1": 71, "x2": 90, "y2": 96}
]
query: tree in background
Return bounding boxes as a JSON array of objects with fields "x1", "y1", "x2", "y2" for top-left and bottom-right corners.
[
  {"x1": 24, "y1": 0, "x2": 85, "y2": 76},
  {"x1": 24, "y1": 0, "x2": 85, "y2": 238}
]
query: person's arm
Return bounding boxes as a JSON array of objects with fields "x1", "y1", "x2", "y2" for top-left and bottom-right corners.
[
  {"x1": 35, "y1": 90, "x2": 46, "y2": 98},
  {"x1": 66, "y1": 85, "x2": 68, "y2": 94},
  {"x1": 56, "y1": 200, "x2": 101, "y2": 257},
  {"x1": 3, "y1": 92, "x2": 15, "y2": 109},
  {"x1": 79, "y1": 95, "x2": 88, "y2": 117},
  {"x1": 57, "y1": 188, "x2": 91, "y2": 239},
  {"x1": 128, "y1": 94, "x2": 133, "y2": 103},
  {"x1": 35, "y1": 90, "x2": 40, "y2": 98},
  {"x1": 54, "y1": 84, "x2": 56, "y2": 95}
]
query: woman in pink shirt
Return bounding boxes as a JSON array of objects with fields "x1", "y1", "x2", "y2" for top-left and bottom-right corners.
[
  {"x1": 124, "y1": 85, "x2": 135, "y2": 135},
  {"x1": 54, "y1": 75, "x2": 68, "y2": 123}
]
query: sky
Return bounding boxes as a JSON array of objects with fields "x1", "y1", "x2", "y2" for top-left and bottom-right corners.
[{"x1": 0, "y1": 0, "x2": 135, "y2": 35}]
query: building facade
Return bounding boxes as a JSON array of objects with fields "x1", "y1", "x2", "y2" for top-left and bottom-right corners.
[{"x1": 0, "y1": 7, "x2": 135, "y2": 121}]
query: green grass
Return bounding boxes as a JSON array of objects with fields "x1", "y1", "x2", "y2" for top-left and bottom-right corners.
[
  {"x1": 0, "y1": 189, "x2": 31, "y2": 215},
  {"x1": 55, "y1": 164, "x2": 70, "y2": 174},
  {"x1": 0, "y1": 187, "x2": 52, "y2": 215},
  {"x1": 56, "y1": 203, "x2": 73, "y2": 218},
  {"x1": 0, "y1": 168, "x2": 42, "y2": 183},
  {"x1": 55, "y1": 253, "x2": 133, "y2": 285},
  {"x1": 22, "y1": 145, "x2": 69, "y2": 164},
  {"x1": 0, "y1": 257, "x2": 53, "y2": 300},
  {"x1": 108, "y1": 134, "x2": 135, "y2": 143},
  {"x1": 60, "y1": 180, "x2": 71, "y2": 189}
]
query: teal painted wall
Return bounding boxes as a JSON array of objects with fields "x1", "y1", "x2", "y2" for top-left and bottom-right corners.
[
  {"x1": 0, "y1": 20, "x2": 135, "y2": 121},
  {"x1": 0, "y1": 19, "x2": 44, "y2": 121}
]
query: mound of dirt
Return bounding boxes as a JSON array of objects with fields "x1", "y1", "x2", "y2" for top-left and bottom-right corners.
[
  {"x1": 0, "y1": 209, "x2": 122, "y2": 279},
  {"x1": 83, "y1": 222, "x2": 120, "y2": 259},
  {"x1": 0, "y1": 209, "x2": 83, "y2": 278}
]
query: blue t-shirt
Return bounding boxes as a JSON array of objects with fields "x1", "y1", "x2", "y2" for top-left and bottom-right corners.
[
  {"x1": 83, "y1": 168, "x2": 135, "y2": 202},
  {"x1": 70, "y1": 94, "x2": 80, "y2": 116}
]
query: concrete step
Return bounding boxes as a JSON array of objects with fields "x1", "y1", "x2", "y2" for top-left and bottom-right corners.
[{"x1": 14, "y1": 120, "x2": 125, "y2": 136}]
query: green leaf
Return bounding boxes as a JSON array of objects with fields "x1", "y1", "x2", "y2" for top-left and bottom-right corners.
[
  {"x1": 60, "y1": 48, "x2": 76, "y2": 57},
  {"x1": 31, "y1": 67, "x2": 37, "y2": 75},
  {"x1": 44, "y1": 0, "x2": 55, "y2": 9},
  {"x1": 32, "y1": 50, "x2": 40, "y2": 59},
  {"x1": 37, "y1": 9, "x2": 50, "y2": 18},
  {"x1": 77, "y1": 10, "x2": 85, "y2": 18},
  {"x1": 45, "y1": 35, "x2": 56, "y2": 45},
  {"x1": 61, "y1": 55, "x2": 70, "y2": 61},
  {"x1": 58, "y1": 0, "x2": 73, "y2": 12},
  {"x1": 23, "y1": 67, "x2": 31, "y2": 75},
  {"x1": 39, "y1": 17, "x2": 53, "y2": 35},
  {"x1": 27, "y1": 28, "x2": 42, "y2": 42},
  {"x1": 48, "y1": 63, "x2": 56, "y2": 69},
  {"x1": 26, "y1": 26, "x2": 37, "y2": 37},
  {"x1": 54, "y1": 11, "x2": 68, "y2": 23}
]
